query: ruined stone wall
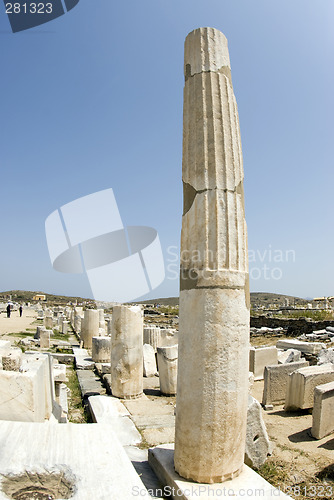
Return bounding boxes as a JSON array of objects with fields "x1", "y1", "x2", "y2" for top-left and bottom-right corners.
[{"x1": 251, "y1": 316, "x2": 334, "y2": 336}]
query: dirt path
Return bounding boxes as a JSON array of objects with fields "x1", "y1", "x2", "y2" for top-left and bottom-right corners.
[{"x1": 0, "y1": 309, "x2": 37, "y2": 337}]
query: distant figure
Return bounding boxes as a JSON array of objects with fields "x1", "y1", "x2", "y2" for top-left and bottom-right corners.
[
  {"x1": 6, "y1": 304, "x2": 11, "y2": 318},
  {"x1": 19, "y1": 305, "x2": 23, "y2": 317}
]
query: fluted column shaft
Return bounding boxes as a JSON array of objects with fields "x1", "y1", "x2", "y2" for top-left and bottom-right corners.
[{"x1": 174, "y1": 27, "x2": 250, "y2": 484}]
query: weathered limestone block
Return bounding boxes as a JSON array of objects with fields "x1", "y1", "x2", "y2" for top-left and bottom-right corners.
[
  {"x1": 34, "y1": 325, "x2": 46, "y2": 340},
  {"x1": 40, "y1": 329, "x2": 51, "y2": 349},
  {"x1": 74, "y1": 315, "x2": 82, "y2": 334},
  {"x1": 53, "y1": 364, "x2": 67, "y2": 383},
  {"x1": 311, "y1": 381, "x2": 334, "y2": 439},
  {"x1": 160, "y1": 329, "x2": 179, "y2": 347},
  {"x1": 143, "y1": 326, "x2": 162, "y2": 352},
  {"x1": 278, "y1": 349, "x2": 302, "y2": 364},
  {"x1": 174, "y1": 27, "x2": 250, "y2": 484},
  {"x1": 111, "y1": 306, "x2": 143, "y2": 399},
  {"x1": 0, "y1": 352, "x2": 52, "y2": 422},
  {"x1": 285, "y1": 364, "x2": 334, "y2": 411},
  {"x1": 44, "y1": 315, "x2": 53, "y2": 329},
  {"x1": 81, "y1": 309, "x2": 99, "y2": 348},
  {"x1": 157, "y1": 345, "x2": 178, "y2": 395},
  {"x1": 143, "y1": 343, "x2": 157, "y2": 377},
  {"x1": 249, "y1": 346, "x2": 278, "y2": 380},
  {"x1": 73, "y1": 347, "x2": 94, "y2": 370},
  {"x1": 317, "y1": 348, "x2": 334, "y2": 365},
  {"x1": 92, "y1": 336, "x2": 111, "y2": 363},
  {"x1": 88, "y1": 395, "x2": 141, "y2": 446},
  {"x1": 2, "y1": 348, "x2": 23, "y2": 372},
  {"x1": 245, "y1": 396, "x2": 272, "y2": 468},
  {"x1": 98, "y1": 308, "x2": 106, "y2": 333},
  {"x1": 62, "y1": 320, "x2": 69, "y2": 335},
  {"x1": 276, "y1": 339, "x2": 326, "y2": 355},
  {"x1": 262, "y1": 360, "x2": 309, "y2": 407}
]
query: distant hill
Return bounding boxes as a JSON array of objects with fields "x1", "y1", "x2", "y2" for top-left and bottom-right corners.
[
  {"x1": 137, "y1": 292, "x2": 309, "y2": 308},
  {"x1": 250, "y1": 292, "x2": 308, "y2": 307},
  {"x1": 0, "y1": 290, "x2": 309, "y2": 309},
  {"x1": 0, "y1": 290, "x2": 92, "y2": 305},
  {"x1": 136, "y1": 297, "x2": 179, "y2": 306}
]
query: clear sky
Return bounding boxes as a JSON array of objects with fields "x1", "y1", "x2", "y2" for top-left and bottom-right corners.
[{"x1": 0, "y1": 0, "x2": 333, "y2": 301}]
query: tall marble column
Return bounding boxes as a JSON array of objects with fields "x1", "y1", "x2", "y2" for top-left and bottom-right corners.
[
  {"x1": 174, "y1": 27, "x2": 250, "y2": 484},
  {"x1": 111, "y1": 305, "x2": 143, "y2": 399},
  {"x1": 81, "y1": 309, "x2": 99, "y2": 348}
]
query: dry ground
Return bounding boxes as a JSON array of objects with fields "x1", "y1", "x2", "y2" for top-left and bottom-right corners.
[{"x1": 0, "y1": 309, "x2": 37, "y2": 337}]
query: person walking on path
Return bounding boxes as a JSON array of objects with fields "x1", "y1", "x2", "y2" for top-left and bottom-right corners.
[
  {"x1": 19, "y1": 305, "x2": 23, "y2": 317},
  {"x1": 6, "y1": 304, "x2": 11, "y2": 318}
]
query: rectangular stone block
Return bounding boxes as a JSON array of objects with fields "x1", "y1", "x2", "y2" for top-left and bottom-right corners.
[
  {"x1": 262, "y1": 360, "x2": 309, "y2": 407},
  {"x1": 73, "y1": 347, "x2": 94, "y2": 370},
  {"x1": 143, "y1": 343, "x2": 157, "y2": 377},
  {"x1": 311, "y1": 381, "x2": 334, "y2": 439},
  {"x1": 249, "y1": 346, "x2": 278, "y2": 381},
  {"x1": 77, "y1": 370, "x2": 106, "y2": 399},
  {"x1": 148, "y1": 444, "x2": 292, "y2": 499},
  {"x1": 0, "y1": 421, "x2": 152, "y2": 499},
  {"x1": 285, "y1": 364, "x2": 334, "y2": 410},
  {"x1": 88, "y1": 395, "x2": 141, "y2": 446},
  {"x1": 276, "y1": 339, "x2": 326, "y2": 355},
  {"x1": 0, "y1": 353, "x2": 52, "y2": 422}
]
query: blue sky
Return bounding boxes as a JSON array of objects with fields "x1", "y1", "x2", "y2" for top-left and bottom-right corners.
[{"x1": 0, "y1": 0, "x2": 333, "y2": 301}]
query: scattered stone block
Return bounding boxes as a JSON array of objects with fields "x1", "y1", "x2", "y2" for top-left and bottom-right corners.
[
  {"x1": 92, "y1": 336, "x2": 111, "y2": 363},
  {"x1": 276, "y1": 339, "x2": 326, "y2": 355},
  {"x1": 44, "y1": 315, "x2": 53, "y2": 329},
  {"x1": 311, "y1": 381, "x2": 334, "y2": 439},
  {"x1": 143, "y1": 343, "x2": 157, "y2": 377},
  {"x1": 157, "y1": 345, "x2": 178, "y2": 395},
  {"x1": 73, "y1": 347, "x2": 94, "y2": 370},
  {"x1": 62, "y1": 320, "x2": 69, "y2": 334},
  {"x1": 95, "y1": 362, "x2": 111, "y2": 376},
  {"x1": 0, "y1": 353, "x2": 52, "y2": 422},
  {"x1": 245, "y1": 396, "x2": 272, "y2": 468},
  {"x1": 318, "y1": 348, "x2": 334, "y2": 366},
  {"x1": 50, "y1": 353, "x2": 75, "y2": 365},
  {"x1": 88, "y1": 395, "x2": 141, "y2": 446},
  {"x1": 262, "y1": 360, "x2": 309, "y2": 407},
  {"x1": 2, "y1": 348, "x2": 22, "y2": 371},
  {"x1": 34, "y1": 325, "x2": 46, "y2": 340},
  {"x1": 249, "y1": 346, "x2": 278, "y2": 380},
  {"x1": 285, "y1": 363, "x2": 334, "y2": 410},
  {"x1": 278, "y1": 349, "x2": 301, "y2": 364},
  {"x1": 40, "y1": 329, "x2": 51, "y2": 349},
  {"x1": 76, "y1": 370, "x2": 106, "y2": 399},
  {"x1": 53, "y1": 364, "x2": 67, "y2": 382}
]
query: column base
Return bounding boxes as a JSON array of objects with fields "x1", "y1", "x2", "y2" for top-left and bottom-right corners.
[{"x1": 148, "y1": 444, "x2": 292, "y2": 499}]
